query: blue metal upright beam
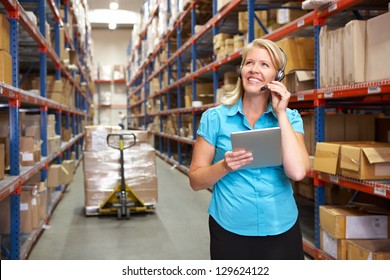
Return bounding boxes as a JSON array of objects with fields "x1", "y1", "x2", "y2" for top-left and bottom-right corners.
[
  {"x1": 8, "y1": 9, "x2": 21, "y2": 260},
  {"x1": 177, "y1": 21, "x2": 182, "y2": 164},
  {"x1": 313, "y1": 22, "x2": 325, "y2": 249},
  {"x1": 191, "y1": 4, "x2": 198, "y2": 140},
  {"x1": 39, "y1": 0, "x2": 48, "y2": 164},
  {"x1": 167, "y1": 38, "x2": 172, "y2": 158},
  {"x1": 212, "y1": 0, "x2": 219, "y2": 104},
  {"x1": 248, "y1": 0, "x2": 255, "y2": 42},
  {"x1": 54, "y1": 0, "x2": 61, "y2": 80},
  {"x1": 8, "y1": 15, "x2": 19, "y2": 176},
  {"x1": 159, "y1": 64, "x2": 163, "y2": 152},
  {"x1": 63, "y1": 0, "x2": 70, "y2": 49},
  {"x1": 65, "y1": 112, "x2": 71, "y2": 159},
  {"x1": 71, "y1": 113, "x2": 76, "y2": 156},
  {"x1": 39, "y1": 0, "x2": 49, "y2": 194},
  {"x1": 55, "y1": 110, "x2": 62, "y2": 164}
]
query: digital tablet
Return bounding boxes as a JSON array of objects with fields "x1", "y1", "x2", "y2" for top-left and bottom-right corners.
[{"x1": 230, "y1": 127, "x2": 282, "y2": 169}]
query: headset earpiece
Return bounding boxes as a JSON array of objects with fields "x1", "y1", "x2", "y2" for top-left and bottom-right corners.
[
  {"x1": 275, "y1": 47, "x2": 287, "y2": 82},
  {"x1": 275, "y1": 70, "x2": 285, "y2": 82},
  {"x1": 238, "y1": 65, "x2": 242, "y2": 79}
]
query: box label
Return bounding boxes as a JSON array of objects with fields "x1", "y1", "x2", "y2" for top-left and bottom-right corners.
[
  {"x1": 22, "y1": 152, "x2": 34, "y2": 161},
  {"x1": 346, "y1": 216, "x2": 388, "y2": 239}
]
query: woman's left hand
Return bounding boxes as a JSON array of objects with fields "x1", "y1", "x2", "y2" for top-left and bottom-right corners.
[{"x1": 267, "y1": 81, "x2": 290, "y2": 114}]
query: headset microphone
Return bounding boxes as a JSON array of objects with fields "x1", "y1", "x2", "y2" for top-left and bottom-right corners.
[{"x1": 261, "y1": 86, "x2": 267, "y2": 91}]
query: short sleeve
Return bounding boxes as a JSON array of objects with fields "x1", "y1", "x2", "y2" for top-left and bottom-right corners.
[
  {"x1": 288, "y1": 109, "x2": 304, "y2": 134},
  {"x1": 197, "y1": 108, "x2": 220, "y2": 146}
]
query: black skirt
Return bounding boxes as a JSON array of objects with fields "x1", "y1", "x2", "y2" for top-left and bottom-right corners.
[{"x1": 209, "y1": 215, "x2": 305, "y2": 260}]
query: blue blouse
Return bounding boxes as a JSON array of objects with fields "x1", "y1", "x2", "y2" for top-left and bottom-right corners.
[{"x1": 197, "y1": 98, "x2": 304, "y2": 236}]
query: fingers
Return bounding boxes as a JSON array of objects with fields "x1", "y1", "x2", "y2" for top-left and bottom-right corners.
[
  {"x1": 267, "y1": 81, "x2": 290, "y2": 99},
  {"x1": 224, "y1": 150, "x2": 253, "y2": 171}
]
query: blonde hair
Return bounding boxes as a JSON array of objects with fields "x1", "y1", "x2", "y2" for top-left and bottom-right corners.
[{"x1": 221, "y1": 38, "x2": 286, "y2": 106}]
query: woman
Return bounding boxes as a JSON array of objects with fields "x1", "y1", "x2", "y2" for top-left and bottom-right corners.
[{"x1": 189, "y1": 38, "x2": 310, "y2": 260}]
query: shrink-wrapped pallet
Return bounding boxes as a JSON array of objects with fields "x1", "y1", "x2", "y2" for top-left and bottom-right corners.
[{"x1": 83, "y1": 126, "x2": 157, "y2": 215}]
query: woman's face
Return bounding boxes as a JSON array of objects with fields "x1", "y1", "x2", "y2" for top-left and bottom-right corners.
[{"x1": 241, "y1": 47, "x2": 277, "y2": 95}]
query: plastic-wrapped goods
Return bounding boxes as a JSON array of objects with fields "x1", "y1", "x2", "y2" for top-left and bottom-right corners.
[
  {"x1": 302, "y1": 0, "x2": 332, "y2": 10},
  {"x1": 83, "y1": 127, "x2": 157, "y2": 215}
]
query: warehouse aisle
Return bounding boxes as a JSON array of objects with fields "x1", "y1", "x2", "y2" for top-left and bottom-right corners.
[{"x1": 28, "y1": 157, "x2": 211, "y2": 260}]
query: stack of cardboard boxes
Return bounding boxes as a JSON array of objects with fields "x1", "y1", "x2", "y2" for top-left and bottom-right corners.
[
  {"x1": 314, "y1": 141, "x2": 390, "y2": 181},
  {"x1": 319, "y1": 205, "x2": 390, "y2": 260},
  {"x1": 0, "y1": 183, "x2": 46, "y2": 234},
  {"x1": 320, "y1": 12, "x2": 390, "y2": 87},
  {"x1": 312, "y1": 121, "x2": 390, "y2": 259}
]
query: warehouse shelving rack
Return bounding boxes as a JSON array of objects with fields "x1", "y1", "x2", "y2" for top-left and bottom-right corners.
[
  {"x1": 0, "y1": 0, "x2": 92, "y2": 259},
  {"x1": 127, "y1": 0, "x2": 390, "y2": 260}
]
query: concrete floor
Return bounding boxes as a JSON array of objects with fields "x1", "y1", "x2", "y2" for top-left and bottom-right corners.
[{"x1": 28, "y1": 157, "x2": 212, "y2": 260}]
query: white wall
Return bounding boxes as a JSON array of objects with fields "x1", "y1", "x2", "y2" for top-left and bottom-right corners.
[
  {"x1": 91, "y1": 28, "x2": 131, "y2": 126},
  {"x1": 91, "y1": 29, "x2": 132, "y2": 69}
]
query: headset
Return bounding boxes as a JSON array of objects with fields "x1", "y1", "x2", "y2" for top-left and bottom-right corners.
[{"x1": 238, "y1": 47, "x2": 287, "y2": 82}]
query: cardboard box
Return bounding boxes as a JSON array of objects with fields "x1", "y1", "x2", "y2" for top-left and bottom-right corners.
[
  {"x1": 0, "y1": 49, "x2": 12, "y2": 85},
  {"x1": 0, "y1": 189, "x2": 38, "y2": 234},
  {"x1": 24, "y1": 125, "x2": 41, "y2": 141},
  {"x1": 48, "y1": 135, "x2": 61, "y2": 155},
  {"x1": 340, "y1": 143, "x2": 390, "y2": 179},
  {"x1": 217, "y1": 0, "x2": 230, "y2": 12},
  {"x1": 276, "y1": 37, "x2": 315, "y2": 75},
  {"x1": 320, "y1": 229, "x2": 349, "y2": 259},
  {"x1": 47, "y1": 164, "x2": 69, "y2": 187},
  {"x1": 319, "y1": 25, "x2": 328, "y2": 88},
  {"x1": 38, "y1": 182, "x2": 47, "y2": 221},
  {"x1": 347, "y1": 239, "x2": 390, "y2": 260},
  {"x1": 238, "y1": 11, "x2": 267, "y2": 38},
  {"x1": 313, "y1": 142, "x2": 341, "y2": 175},
  {"x1": 0, "y1": 14, "x2": 10, "y2": 52},
  {"x1": 62, "y1": 159, "x2": 75, "y2": 185},
  {"x1": 277, "y1": 2, "x2": 307, "y2": 24},
  {"x1": 366, "y1": 12, "x2": 390, "y2": 81},
  {"x1": 314, "y1": 141, "x2": 390, "y2": 178},
  {"x1": 343, "y1": 20, "x2": 366, "y2": 84},
  {"x1": 20, "y1": 136, "x2": 34, "y2": 151},
  {"x1": 319, "y1": 205, "x2": 390, "y2": 239},
  {"x1": 20, "y1": 136, "x2": 38, "y2": 166},
  {"x1": 286, "y1": 70, "x2": 315, "y2": 93},
  {"x1": 61, "y1": 128, "x2": 72, "y2": 142},
  {"x1": 22, "y1": 185, "x2": 40, "y2": 230},
  {"x1": 326, "y1": 30, "x2": 335, "y2": 87},
  {"x1": 333, "y1": 28, "x2": 344, "y2": 86}
]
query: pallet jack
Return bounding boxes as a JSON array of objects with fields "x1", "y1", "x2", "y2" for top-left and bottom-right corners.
[{"x1": 98, "y1": 133, "x2": 154, "y2": 219}]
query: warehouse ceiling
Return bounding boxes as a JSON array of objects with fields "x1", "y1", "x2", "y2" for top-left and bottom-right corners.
[{"x1": 86, "y1": 0, "x2": 144, "y2": 30}]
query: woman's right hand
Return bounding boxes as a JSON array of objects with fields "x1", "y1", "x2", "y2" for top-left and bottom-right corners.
[{"x1": 223, "y1": 150, "x2": 253, "y2": 172}]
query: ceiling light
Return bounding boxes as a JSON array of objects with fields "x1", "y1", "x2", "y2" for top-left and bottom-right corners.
[
  {"x1": 108, "y1": 22, "x2": 117, "y2": 30},
  {"x1": 110, "y1": 1, "x2": 119, "y2": 10},
  {"x1": 88, "y1": 9, "x2": 140, "y2": 25}
]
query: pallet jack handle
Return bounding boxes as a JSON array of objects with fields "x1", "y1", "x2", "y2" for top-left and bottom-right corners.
[{"x1": 107, "y1": 133, "x2": 137, "y2": 191}]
